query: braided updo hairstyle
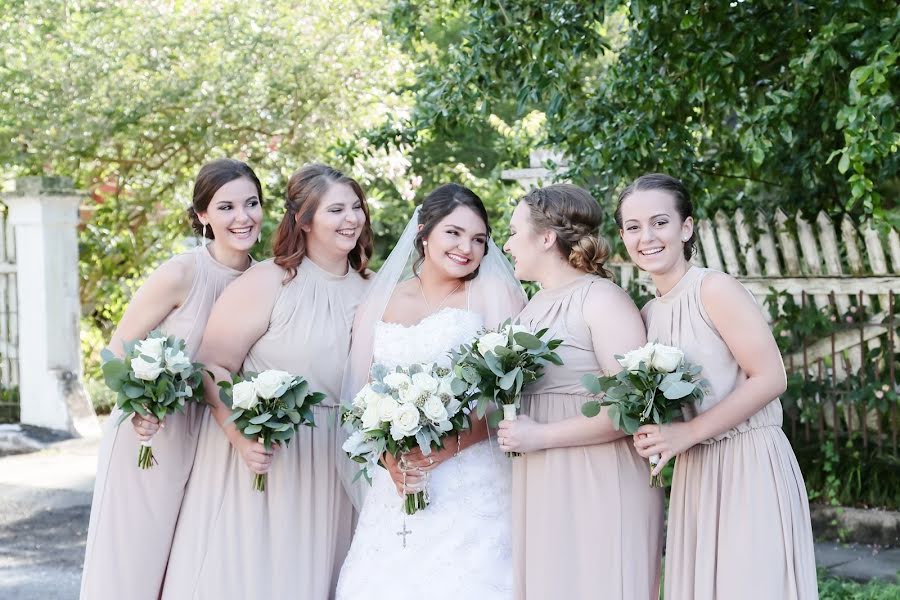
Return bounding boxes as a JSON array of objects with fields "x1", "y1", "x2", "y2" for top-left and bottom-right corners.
[{"x1": 520, "y1": 184, "x2": 612, "y2": 279}]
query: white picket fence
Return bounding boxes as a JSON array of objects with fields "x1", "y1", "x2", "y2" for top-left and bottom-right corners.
[
  {"x1": 502, "y1": 154, "x2": 900, "y2": 451},
  {"x1": 611, "y1": 209, "x2": 899, "y2": 373}
]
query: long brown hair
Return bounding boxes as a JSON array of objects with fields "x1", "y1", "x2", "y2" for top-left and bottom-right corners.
[
  {"x1": 520, "y1": 184, "x2": 612, "y2": 279},
  {"x1": 272, "y1": 164, "x2": 372, "y2": 282}
]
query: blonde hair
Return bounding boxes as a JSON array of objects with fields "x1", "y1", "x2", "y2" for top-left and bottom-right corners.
[{"x1": 520, "y1": 184, "x2": 612, "y2": 279}]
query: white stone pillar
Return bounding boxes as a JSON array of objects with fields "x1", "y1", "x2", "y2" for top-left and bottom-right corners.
[{"x1": 4, "y1": 177, "x2": 99, "y2": 437}]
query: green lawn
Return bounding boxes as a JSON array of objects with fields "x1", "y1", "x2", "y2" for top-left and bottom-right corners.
[{"x1": 818, "y1": 571, "x2": 900, "y2": 600}]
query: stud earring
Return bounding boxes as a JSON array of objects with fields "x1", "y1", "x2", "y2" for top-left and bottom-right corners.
[
  {"x1": 203, "y1": 223, "x2": 210, "y2": 246},
  {"x1": 423, "y1": 240, "x2": 428, "y2": 246}
]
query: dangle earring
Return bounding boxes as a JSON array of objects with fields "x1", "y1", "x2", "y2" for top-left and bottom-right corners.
[
  {"x1": 203, "y1": 223, "x2": 210, "y2": 247},
  {"x1": 257, "y1": 231, "x2": 262, "y2": 244}
]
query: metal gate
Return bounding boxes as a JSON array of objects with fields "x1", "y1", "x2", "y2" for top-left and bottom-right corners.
[{"x1": 0, "y1": 201, "x2": 18, "y2": 422}]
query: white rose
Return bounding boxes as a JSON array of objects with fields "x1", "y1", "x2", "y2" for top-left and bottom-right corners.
[
  {"x1": 231, "y1": 380, "x2": 260, "y2": 410},
  {"x1": 163, "y1": 347, "x2": 191, "y2": 374},
  {"x1": 351, "y1": 389, "x2": 368, "y2": 411},
  {"x1": 399, "y1": 383, "x2": 425, "y2": 405},
  {"x1": 437, "y1": 376, "x2": 455, "y2": 397},
  {"x1": 477, "y1": 331, "x2": 508, "y2": 356},
  {"x1": 254, "y1": 370, "x2": 293, "y2": 399},
  {"x1": 135, "y1": 336, "x2": 165, "y2": 363},
  {"x1": 361, "y1": 403, "x2": 380, "y2": 430},
  {"x1": 383, "y1": 372, "x2": 412, "y2": 390},
  {"x1": 352, "y1": 386, "x2": 380, "y2": 411},
  {"x1": 411, "y1": 372, "x2": 438, "y2": 393},
  {"x1": 364, "y1": 387, "x2": 384, "y2": 407},
  {"x1": 376, "y1": 395, "x2": 399, "y2": 422},
  {"x1": 618, "y1": 344, "x2": 655, "y2": 371},
  {"x1": 422, "y1": 395, "x2": 449, "y2": 422},
  {"x1": 650, "y1": 344, "x2": 684, "y2": 373},
  {"x1": 130, "y1": 356, "x2": 163, "y2": 381},
  {"x1": 390, "y1": 403, "x2": 421, "y2": 440}
]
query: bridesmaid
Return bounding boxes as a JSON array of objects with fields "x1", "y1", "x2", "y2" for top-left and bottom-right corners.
[
  {"x1": 80, "y1": 159, "x2": 263, "y2": 600},
  {"x1": 161, "y1": 164, "x2": 372, "y2": 600},
  {"x1": 621, "y1": 173, "x2": 818, "y2": 599},
  {"x1": 498, "y1": 184, "x2": 664, "y2": 600}
]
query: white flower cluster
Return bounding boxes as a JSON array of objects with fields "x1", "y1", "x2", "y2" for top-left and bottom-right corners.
[
  {"x1": 342, "y1": 363, "x2": 467, "y2": 479},
  {"x1": 617, "y1": 342, "x2": 685, "y2": 373},
  {"x1": 230, "y1": 370, "x2": 296, "y2": 410},
  {"x1": 130, "y1": 335, "x2": 192, "y2": 381},
  {"x1": 349, "y1": 366, "x2": 460, "y2": 441}
]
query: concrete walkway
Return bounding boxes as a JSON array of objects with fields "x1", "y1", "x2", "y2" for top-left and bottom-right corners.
[
  {"x1": 0, "y1": 434, "x2": 95, "y2": 600},
  {"x1": 1, "y1": 428, "x2": 898, "y2": 600}
]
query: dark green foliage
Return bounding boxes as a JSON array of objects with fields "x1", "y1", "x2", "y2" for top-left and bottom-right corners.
[{"x1": 391, "y1": 1, "x2": 899, "y2": 239}]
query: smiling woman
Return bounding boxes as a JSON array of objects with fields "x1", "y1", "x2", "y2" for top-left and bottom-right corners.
[
  {"x1": 160, "y1": 163, "x2": 373, "y2": 600},
  {"x1": 335, "y1": 183, "x2": 526, "y2": 600},
  {"x1": 80, "y1": 158, "x2": 262, "y2": 600},
  {"x1": 619, "y1": 173, "x2": 818, "y2": 600},
  {"x1": 190, "y1": 161, "x2": 264, "y2": 249},
  {"x1": 501, "y1": 183, "x2": 664, "y2": 600}
]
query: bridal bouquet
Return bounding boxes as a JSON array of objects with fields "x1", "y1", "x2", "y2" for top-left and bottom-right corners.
[
  {"x1": 219, "y1": 370, "x2": 325, "y2": 492},
  {"x1": 100, "y1": 331, "x2": 205, "y2": 469},
  {"x1": 341, "y1": 362, "x2": 470, "y2": 515},
  {"x1": 581, "y1": 342, "x2": 705, "y2": 486},
  {"x1": 452, "y1": 319, "x2": 563, "y2": 456}
]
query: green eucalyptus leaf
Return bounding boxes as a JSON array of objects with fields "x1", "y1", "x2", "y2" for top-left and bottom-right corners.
[
  {"x1": 581, "y1": 374, "x2": 602, "y2": 395},
  {"x1": 582, "y1": 400, "x2": 602, "y2": 417}
]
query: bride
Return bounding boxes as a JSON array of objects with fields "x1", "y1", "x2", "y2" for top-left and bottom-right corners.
[{"x1": 336, "y1": 183, "x2": 526, "y2": 599}]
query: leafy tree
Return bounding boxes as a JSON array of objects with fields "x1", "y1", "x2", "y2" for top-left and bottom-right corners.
[
  {"x1": 337, "y1": 0, "x2": 554, "y2": 260},
  {"x1": 388, "y1": 0, "x2": 899, "y2": 230},
  {"x1": 0, "y1": 0, "x2": 410, "y2": 374}
]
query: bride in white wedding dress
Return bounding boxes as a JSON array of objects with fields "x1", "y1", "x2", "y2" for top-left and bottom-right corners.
[{"x1": 336, "y1": 184, "x2": 526, "y2": 600}]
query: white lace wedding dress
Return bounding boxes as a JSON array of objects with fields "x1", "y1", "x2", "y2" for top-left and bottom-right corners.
[{"x1": 336, "y1": 307, "x2": 513, "y2": 599}]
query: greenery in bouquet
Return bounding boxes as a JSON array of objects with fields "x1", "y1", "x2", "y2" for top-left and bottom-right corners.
[
  {"x1": 341, "y1": 362, "x2": 470, "y2": 515},
  {"x1": 581, "y1": 342, "x2": 705, "y2": 486},
  {"x1": 452, "y1": 319, "x2": 563, "y2": 456},
  {"x1": 100, "y1": 330, "x2": 206, "y2": 468},
  {"x1": 220, "y1": 369, "x2": 325, "y2": 491}
]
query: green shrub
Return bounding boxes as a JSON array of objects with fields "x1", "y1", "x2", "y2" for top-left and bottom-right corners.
[{"x1": 818, "y1": 570, "x2": 900, "y2": 600}]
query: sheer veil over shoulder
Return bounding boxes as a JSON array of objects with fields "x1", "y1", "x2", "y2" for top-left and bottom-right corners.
[{"x1": 338, "y1": 207, "x2": 526, "y2": 510}]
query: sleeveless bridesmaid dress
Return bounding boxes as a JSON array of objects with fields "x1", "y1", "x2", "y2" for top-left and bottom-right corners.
[
  {"x1": 513, "y1": 274, "x2": 664, "y2": 600},
  {"x1": 644, "y1": 266, "x2": 818, "y2": 600},
  {"x1": 81, "y1": 245, "x2": 248, "y2": 600},
  {"x1": 161, "y1": 258, "x2": 368, "y2": 600}
]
